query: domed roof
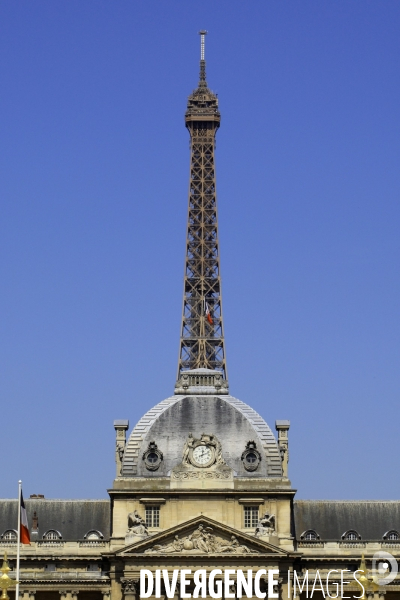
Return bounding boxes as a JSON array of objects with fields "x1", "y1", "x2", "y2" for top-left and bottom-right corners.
[{"x1": 121, "y1": 371, "x2": 283, "y2": 478}]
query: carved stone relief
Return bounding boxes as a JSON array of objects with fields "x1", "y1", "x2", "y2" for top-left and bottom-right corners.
[{"x1": 145, "y1": 525, "x2": 255, "y2": 554}]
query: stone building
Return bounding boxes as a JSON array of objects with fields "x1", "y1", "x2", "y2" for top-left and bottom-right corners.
[{"x1": 1, "y1": 34, "x2": 399, "y2": 600}]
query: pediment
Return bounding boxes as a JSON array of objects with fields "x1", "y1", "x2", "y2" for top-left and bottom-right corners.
[{"x1": 116, "y1": 515, "x2": 288, "y2": 556}]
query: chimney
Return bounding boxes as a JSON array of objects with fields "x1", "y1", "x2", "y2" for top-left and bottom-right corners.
[{"x1": 31, "y1": 511, "x2": 39, "y2": 540}]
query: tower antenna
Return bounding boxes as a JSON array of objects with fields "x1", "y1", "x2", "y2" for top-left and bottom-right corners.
[
  {"x1": 199, "y1": 30, "x2": 207, "y2": 60},
  {"x1": 198, "y1": 30, "x2": 207, "y2": 84}
]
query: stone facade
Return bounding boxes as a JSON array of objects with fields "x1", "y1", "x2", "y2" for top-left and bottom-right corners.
[{"x1": 1, "y1": 372, "x2": 400, "y2": 599}]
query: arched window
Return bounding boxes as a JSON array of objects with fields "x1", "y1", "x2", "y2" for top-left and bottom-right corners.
[
  {"x1": 300, "y1": 529, "x2": 320, "y2": 541},
  {"x1": 342, "y1": 530, "x2": 361, "y2": 541},
  {"x1": 43, "y1": 530, "x2": 62, "y2": 540},
  {"x1": 84, "y1": 530, "x2": 103, "y2": 540},
  {"x1": 383, "y1": 530, "x2": 399, "y2": 541},
  {"x1": 1, "y1": 530, "x2": 17, "y2": 541}
]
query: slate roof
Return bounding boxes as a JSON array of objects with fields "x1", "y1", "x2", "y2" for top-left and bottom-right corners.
[
  {"x1": 294, "y1": 500, "x2": 400, "y2": 540},
  {"x1": 0, "y1": 499, "x2": 110, "y2": 541},
  {"x1": 122, "y1": 394, "x2": 283, "y2": 478}
]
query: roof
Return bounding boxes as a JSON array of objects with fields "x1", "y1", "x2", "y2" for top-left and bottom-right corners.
[
  {"x1": 121, "y1": 394, "x2": 283, "y2": 478},
  {"x1": 293, "y1": 500, "x2": 400, "y2": 540},
  {"x1": 0, "y1": 499, "x2": 110, "y2": 541}
]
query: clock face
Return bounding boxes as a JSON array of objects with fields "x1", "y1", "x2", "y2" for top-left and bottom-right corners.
[{"x1": 192, "y1": 445, "x2": 212, "y2": 466}]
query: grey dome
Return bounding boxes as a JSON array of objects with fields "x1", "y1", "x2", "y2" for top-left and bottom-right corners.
[{"x1": 121, "y1": 392, "x2": 283, "y2": 478}]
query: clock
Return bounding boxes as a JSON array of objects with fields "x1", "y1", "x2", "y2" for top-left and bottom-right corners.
[{"x1": 191, "y1": 444, "x2": 215, "y2": 468}]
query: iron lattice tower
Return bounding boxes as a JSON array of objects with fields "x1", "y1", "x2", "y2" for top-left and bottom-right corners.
[{"x1": 177, "y1": 32, "x2": 227, "y2": 380}]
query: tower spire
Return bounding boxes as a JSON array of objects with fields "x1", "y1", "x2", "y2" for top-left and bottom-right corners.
[
  {"x1": 199, "y1": 30, "x2": 207, "y2": 84},
  {"x1": 177, "y1": 32, "x2": 227, "y2": 380}
]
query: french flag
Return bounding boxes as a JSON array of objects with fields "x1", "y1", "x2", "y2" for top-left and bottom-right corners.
[
  {"x1": 205, "y1": 301, "x2": 213, "y2": 325},
  {"x1": 20, "y1": 490, "x2": 30, "y2": 544}
]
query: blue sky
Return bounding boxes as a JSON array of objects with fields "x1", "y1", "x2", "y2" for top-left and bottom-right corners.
[{"x1": 1, "y1": 1, "x2": 399, "y2": 500}]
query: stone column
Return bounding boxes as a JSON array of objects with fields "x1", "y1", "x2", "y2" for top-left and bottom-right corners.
[
  {"x1": 275, "y1": 420, "x2": 290, "y2": 477},
  {"x1": 102, "y1": 591, "x2": 111, "y2": 600},
  {"x1": 71, "y1": 591, "x2": 79, "y2": 600}
]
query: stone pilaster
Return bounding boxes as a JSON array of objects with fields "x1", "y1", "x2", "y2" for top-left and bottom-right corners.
[
  {"x1": 275, "y1": 420, "x2": 290, "y2": 477},
  {"x1": 121, "y1": 578, "x2": 137, "y2": 600},
  {"x1": 114, "y1": 420, "x2": 129, "y2": 477}
]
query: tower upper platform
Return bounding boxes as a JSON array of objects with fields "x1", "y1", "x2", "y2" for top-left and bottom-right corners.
[{"x1": 185, "y1": 31, "x2": 220, "y2": 126}]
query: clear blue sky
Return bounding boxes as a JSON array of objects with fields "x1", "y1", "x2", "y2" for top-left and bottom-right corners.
[{"x1": 1, "y1": 1, "x2": 399, "y2": 500}]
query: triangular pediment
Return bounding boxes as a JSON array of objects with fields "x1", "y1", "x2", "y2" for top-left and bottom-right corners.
[{"x1": 116, "y1": 515, "x2": 288, "y2": 556}]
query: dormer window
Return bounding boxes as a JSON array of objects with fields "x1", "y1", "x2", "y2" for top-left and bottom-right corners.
[
  {"x1": 142, "y1": 442, "x2": 163, "y2": 471},
  {"x1": 300, "y1": 529, "x2": 320, "y2": 541},
  {"x1": 1, "y1": 530, "x2": 17, "y2": 541},
  {"x1": 383, "y1": 530, "x2": 399, "y2": 541},
  {"x1": 84, "y1": 530, "x2": 103, "y2": 540},
  {"x1": 241, "y1": 441, "x2": 261, "y2": 472},
  {"x1": 43, "y1": 530, "x2": 62, "y2": 540},
  {"x1": 342, "y1": 530, "x2": 361, "y2": 541}
]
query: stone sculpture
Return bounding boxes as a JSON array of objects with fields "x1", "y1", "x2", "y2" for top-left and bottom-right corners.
[
  {"x1": 127, "y1": 510, "x2": 148, "y2": 537},
  {"x1": 255, "y1": 512, "x2": 276, "y2": 537}
]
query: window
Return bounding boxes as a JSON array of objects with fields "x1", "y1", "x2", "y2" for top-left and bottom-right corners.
[
  {"x1": 246, "y1": 453, "x2": 257, "y2": 464},
  {"x1": 383, "y1": 530, "x2": 399, "y2": 541},
  {"x1": 244, "y1": 506, "x2": 258, "y2": 528},
  {"x1": 341, "y1": 530, "x2": 360, "y2": 541},
  {"x1": 43, "y1": 530, "x2": 61, "y2": 540},
  {"x1": 2, "y1": 530, "x2": 17, "y2": 540},
  {"x1": 142, "y1": 442, "x2": 163, "y2": 471},
  {"x1": 85, "y1": 530, "x2": 103, "y2": 540},
  {"x1": 145, "y1": 506, "x2": 160, "y2": 528},
  {"x1": 300, "y1": 530, "x2": 320, "y2": 541}
]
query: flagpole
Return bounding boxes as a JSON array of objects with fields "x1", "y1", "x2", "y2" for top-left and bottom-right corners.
[{"x1": 16, "y1": 480, "x2": 22, "y2": 600}]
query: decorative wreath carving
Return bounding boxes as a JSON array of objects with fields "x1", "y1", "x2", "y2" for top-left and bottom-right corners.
[
  {"x1": 241, "y1": 441, "x2": 261, "y2": 471},
  {"x1": 142, "y1": 441, "x2": 163, "y2": 471}
]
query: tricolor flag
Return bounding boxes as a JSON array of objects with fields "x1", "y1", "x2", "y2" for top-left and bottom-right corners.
[
  {"x1": 20, "y1": 490, "x2": 30, "y2": 544},
  {"x1": 205, "y1": 301, "x2": 213, "y2": 325}
]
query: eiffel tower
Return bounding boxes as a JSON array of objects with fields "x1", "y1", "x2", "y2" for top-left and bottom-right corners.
[{"x1": 177, "y1": 31, "x2": 227, "y2": 380}]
